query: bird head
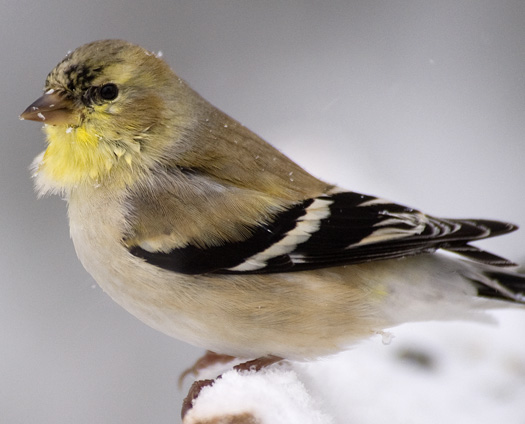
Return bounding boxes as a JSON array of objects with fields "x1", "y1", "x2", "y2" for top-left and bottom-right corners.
[{"x1": 21, "y1": 40, "x2": 199, "y2": 193}]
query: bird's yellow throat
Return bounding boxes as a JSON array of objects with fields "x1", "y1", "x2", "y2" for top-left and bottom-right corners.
[{"x1": 38, "y1": 124, "x2": 140, "y2": 191}]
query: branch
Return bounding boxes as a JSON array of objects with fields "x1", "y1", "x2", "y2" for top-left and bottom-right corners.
[{"x1": 182, "y1": 362, "x2": 332, "y2": 424}]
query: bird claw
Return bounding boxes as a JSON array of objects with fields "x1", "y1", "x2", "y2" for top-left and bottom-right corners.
[{"x1": 179, "y1": 351, "x2": 237, "y2": 387}]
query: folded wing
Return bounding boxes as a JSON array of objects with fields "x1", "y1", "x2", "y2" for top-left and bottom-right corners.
[{"x1": 128, "y1": 191, "x2": 517, "y2": 275}]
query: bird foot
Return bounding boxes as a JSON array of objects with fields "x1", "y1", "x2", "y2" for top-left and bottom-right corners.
[
  {"x1": 232, "y1": 355, "x2": 282, "y2": 373},
  {"x1": 179, "y1": 351, "x2": 237, "y2": 387}
]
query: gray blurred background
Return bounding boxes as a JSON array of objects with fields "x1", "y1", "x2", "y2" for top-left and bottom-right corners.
[{"x1": 2, "y1": 1, "x2": 524, "y2": 423}]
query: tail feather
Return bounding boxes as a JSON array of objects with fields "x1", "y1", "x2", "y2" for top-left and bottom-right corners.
[{"x1": 467, "y1": 269, "x2": 525, "y2": 304}]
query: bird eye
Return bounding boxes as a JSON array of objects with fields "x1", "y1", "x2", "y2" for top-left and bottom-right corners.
[{"x1": 99, "y1": 83, "x2": 119, "y2": 101}]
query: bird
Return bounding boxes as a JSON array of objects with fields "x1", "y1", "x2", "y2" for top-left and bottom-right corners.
[{"x1": 21, "y1": 39, "x2": 524, "y2": 363}]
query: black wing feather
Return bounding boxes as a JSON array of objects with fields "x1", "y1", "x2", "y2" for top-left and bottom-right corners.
[
  {"x1": 129, "y1": 192, "x2": 518, "y2": 275},
  {"x1": 129, "y1": 200, "x2": 312, "y2": 274}
]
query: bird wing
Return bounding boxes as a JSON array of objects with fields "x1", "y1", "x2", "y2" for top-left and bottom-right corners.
[{"x1": 126, "y1": 188, "x2": 517, "y2": 275}]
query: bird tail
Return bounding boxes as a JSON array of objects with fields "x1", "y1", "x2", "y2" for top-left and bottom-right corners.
[
  {"x1": 466, "y1": 268, "x2": 525, "y2": 304},
  {"x1": 442, "y1": 218, "x2": 525, "y2": 304}
]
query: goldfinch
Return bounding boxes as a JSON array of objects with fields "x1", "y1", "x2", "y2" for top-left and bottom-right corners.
[{"x1": 21, "y1": 39, "x2": 524, "y2": 361}]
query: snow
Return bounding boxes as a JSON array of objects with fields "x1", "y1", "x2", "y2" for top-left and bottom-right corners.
[
  {"x1": 299, "y1": 310, "x2": 525, "y2": 424},
  {"x1": 184, "y1": 309, "x2": 525, "y2": 424},
  {"x1": 185, "y1": 365, "x2": 332, "y2": 424}
]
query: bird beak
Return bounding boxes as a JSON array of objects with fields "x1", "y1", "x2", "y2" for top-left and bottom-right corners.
[{"x1": 20, "y1": 91, "x2": 80, "y2": 126}]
